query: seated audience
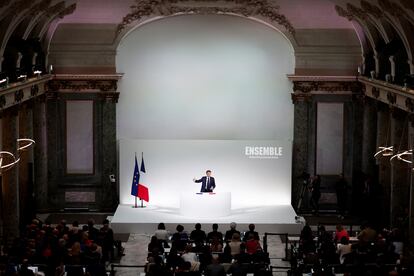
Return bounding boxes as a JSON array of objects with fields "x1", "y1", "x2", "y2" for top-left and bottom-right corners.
[
  {"x1": 172, "y1": 224, "x2": 189, "y2": 252},
  {"x1": 242, "y1": 224, "x2": 259, "y2": 242},
  {"x1": 336, "y1": 236, "x2": 352, "y2": 264},
  {"x1": 299, "y1": 225, "x2": 315, "y2": 255},
  {"x1": 245, "y1": 233, "x2": 261, "y2": 255},
  {"x1": 204, "y1": 254, "x2": 226, "y2": 276},
  {"x1": 357, "y1": 223, "x2": 377, "y2": 245},
  {"x1": 148, "y1": 235, "x2": 164, "y2": 256},
  {"x1": 99, "y1": 219, "x2": 114, "y2": 262},
  {"x1": 225, "y1": 222, "x2": 240, "y2": 242},
  {"x1": 334, "y1": 224, "x2": 349, "y2": 243},
  {"x1": 228, "y1": 233, "x2": 242, "y2": 257},
  {"x1": 210, "y1": 236, "x2": 223, "y2": 253},
  {"x1": 190, "y1": 223, "x2": 207, "y2": 250},
  {"x1": 207, "y1": 223, "x2": 223, "y2": 244},
  {"x1": 154, "y1": 222, "x2": 170, "y2": 247}
]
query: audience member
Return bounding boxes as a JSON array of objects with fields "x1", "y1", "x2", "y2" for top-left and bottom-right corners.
[
  {"x1": 148, "y1": 236, "x2": 164, "y2": 256},
  {"x1": 336, "y1": 236, "x2": 352, "y2": 264},
  {"x1": 99, "y1": 219, "x2": 114, "y2": 262},
  {"x1": 245, "y1": 233, "x2": 261, "y2": 255},
  {"x1": 190, "y1": 223, "x2": 207, "y2": 250},
  {"x1": 334, "y1": 224, "x2": 349, "y2": 243},
  {"x1": 172, "y1": 224, "x2": 189, "y2": 252},
  {"x1": 154, "y1": 222, "x2": 169, "y2": 248},
  {"x1": 242, "y1": 224, "x2": 259, "y2": 242},
  {"x1": 225, "y1": 222, "x2": 240, "y2": 242},
  {"x1": 299, "y1": 225, "x2": 315, "y2": 255},
  {"x1": 210, "y1": 236, "x2": 223, "y2": 253},
  {"x1": 204, "y1": 254, "x2": 226, "y2": 276},
  {"x1": 228, "y1": 233, "x2": 242, "y2": 257},
  {"x1": 207, "y1": 224, "x2": 223, "y2": 244}
]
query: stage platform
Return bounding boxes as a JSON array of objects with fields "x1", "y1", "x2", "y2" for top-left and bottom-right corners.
[{"x1": 110, "y1": 204, "x2": 304, "y2": 235}]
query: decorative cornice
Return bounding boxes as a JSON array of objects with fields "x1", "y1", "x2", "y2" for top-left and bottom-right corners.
[
  {"x1": 335, "y1": 5, "x2": 353, "y2": 21},
  {"x1": 57, "y1": 3, "x2": 76, "y2": 19},
  {"x1": 378, "y1": 0, "x2": 406, "y2": 17},
  {"x1": 346, "y1": 3, "x2": 367, "y2": 20},
  {"x1": 386, "y1": 91, "x2": 396, "y2": 104},
  {"x1": 0, "y1": 0, "x2": 12, "y2": 8},
  {"x1": 14, "y1": 90, "x2": 24, "y2": 103},
  {"x1": 372, "y1": 87, "x2": 380, "y2": 98},
  {"x1": 47, "y1": 80, "x2": 118, "y2": 92},
  {"x1": 359, "y1": 76, "x2": 414, "y2": 113},
  {"x1": 291, "y1": 80, "x2": 362, "y2": 94},
  {"x1": 291, "y1": 93, "x2": 311, "y2": 104},
  {"x1": 47, "y1": 74, "x2": 123, "y2": 93},
  {"x1": 98, "y1": 92, "x2": 120, "y2": 103},
  {"x1": 400, "y1": 0, "x2": 414, "y2": 11},
  {"x1": 0, "y1": 75, "x2": 52, "y2": 111},
  {"x1": 405, "y1": 98, "x2": 414, "y2": 112},
  {"x1": 28, "y1": 0, "x2": 52, "y2": 16},
  {"x1": 117, "y1": 0, "x2": 295, "y2": 35},
  {"x1": 45, "y1": 1, "x2": 65, "y2": 17},
  {"x1": 360, "y1": 0, "x2": 383, "y2": 18}
]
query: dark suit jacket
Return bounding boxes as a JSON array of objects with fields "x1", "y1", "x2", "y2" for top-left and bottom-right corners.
[{"x1": 195, "y1": 176, "x2": 216, "y2": 192}]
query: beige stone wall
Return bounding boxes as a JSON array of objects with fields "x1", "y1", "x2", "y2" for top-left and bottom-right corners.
[{"x1": 48, "y1": 22, "x2": 362, "y2": 76}]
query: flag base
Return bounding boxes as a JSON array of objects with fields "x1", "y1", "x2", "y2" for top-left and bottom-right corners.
[{"x1": 132, "y1": 197, "x2": 146, "y2": 208}]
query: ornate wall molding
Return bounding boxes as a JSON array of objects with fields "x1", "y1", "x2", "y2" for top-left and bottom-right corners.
[
  {"x1": 47, "y1": 74, "x2": 122, "y2": 93},
  {"x1": 117, "y1": 0, "x2": 295, "y2": 36},
  {"x1": 359, "y1": 76, "x2": 414, "y2": 113},
  {"x1": 378, "y1": 0, "x2": 406, "y2": 17},
  {"x1": 335, "y1": 5, "x2": 353, "y2": 21},
  {"x1": 0, "y1": 75, "x2": 52, "y2": 110},
  {"x1": 400, "y1": 0, "x2": 414, "y2": 11},
  {"x1": 361, "y1": 0, "x2": 383, "y2": 18}
]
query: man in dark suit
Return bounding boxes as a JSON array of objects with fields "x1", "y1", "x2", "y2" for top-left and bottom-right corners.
[{"x1": 193, "y1": 170, "x2": 216, "y2": 192}]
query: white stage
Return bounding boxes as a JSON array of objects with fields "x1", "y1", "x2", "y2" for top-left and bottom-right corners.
[{"x1": 110, "y1": 204, "x2": 304, "y2": 235}]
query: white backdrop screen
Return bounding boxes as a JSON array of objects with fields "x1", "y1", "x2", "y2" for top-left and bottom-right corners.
[
  {"x1": 116, "y1": 15, "x2": 294, "y2": 140},
  {"x1": 119, "y1": 139, "x2": 292, "y2": 208},
  {"x1": 116, "y1": 15, "x2": 295, "y2": 208}
]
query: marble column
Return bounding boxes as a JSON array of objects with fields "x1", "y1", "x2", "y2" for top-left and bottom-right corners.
[
  {"x1": 291, "y1": 95, "x2": 311, "y2": 210},
  {"x1": 361, "y1": 98, "x2": 377, "y2": 176},
  {"x1": 376, "y1": 104, "x2": 391, "y2": 225},
  {"x1": 18, "y1": 102, "x2": 34, "y2": 225},
  {"x1": 390, "y1": 109, "x2": 410, "y2": 227},
  {"x1": 100, "y1": 94, "x2": 119, "y2": 210},
  {"x1": 408, "y1": 121, "x2": 414, "y2": 242},
  {"x1": 1, "y1": 106, "x2": 19, "y2": 242},
  {"x1": 33, "y1": 95, "x2": 48, "y2": 211}
]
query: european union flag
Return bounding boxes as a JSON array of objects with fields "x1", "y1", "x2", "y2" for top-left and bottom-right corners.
[{"x1": 130, "y1": 156, "x2": 140, "y2": 196}]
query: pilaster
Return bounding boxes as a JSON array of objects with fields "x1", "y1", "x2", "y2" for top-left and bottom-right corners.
[
  {"x1": 33, "y1": 95, "x2": 48, "y2": 211},
  {"x1": 1, "y1": 106, "x2": 19, "y2": 242}
]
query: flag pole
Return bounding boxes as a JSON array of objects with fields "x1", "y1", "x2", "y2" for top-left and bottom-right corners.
[{"x1": 134, "y1": 152, "x2": 137, "y2": 208}]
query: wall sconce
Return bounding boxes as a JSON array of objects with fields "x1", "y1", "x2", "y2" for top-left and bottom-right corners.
[
  {"x1": 370, "y1": 70, "x2": 376, "y2": 79},
  {"x1": 17, "y1": 74, "x2": 27, "y2": 82},
  {"x1": 33, "y1": 70, "x2": 42, "y2": 78}
]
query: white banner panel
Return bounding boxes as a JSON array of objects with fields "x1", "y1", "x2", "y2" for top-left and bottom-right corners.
[
  {"x1": 66, "y1": 100, "x2": 94, "y2": 174},
  {"x1": 119, "y1": 139, "x2": 291, "y2": 209},
  {"x1": 316, "y1": 103, "x2": 344, "y2": 175}
]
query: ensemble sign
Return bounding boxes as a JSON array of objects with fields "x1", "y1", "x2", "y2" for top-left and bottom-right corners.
[{"x1": 245, "y1": 146, "x2": 283, "y2": 159}]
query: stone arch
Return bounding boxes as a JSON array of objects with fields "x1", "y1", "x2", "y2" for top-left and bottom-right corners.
[{"x1": 113, "y1": 0, "x2": 298, "y2": 52}]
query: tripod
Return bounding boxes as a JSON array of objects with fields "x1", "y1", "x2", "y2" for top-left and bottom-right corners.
[{"x1": 296, "y1": 177, "x2": 310, "y2": 211}]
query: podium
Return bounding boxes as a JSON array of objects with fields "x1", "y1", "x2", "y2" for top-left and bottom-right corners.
[{"x1": 180, "y1": 192, "x2": 231, "y2": 218}]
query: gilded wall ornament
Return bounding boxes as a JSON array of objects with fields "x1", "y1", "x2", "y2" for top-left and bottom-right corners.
[{"x1": 117, "y1": 0, "x2": 295, "y2": 35}]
